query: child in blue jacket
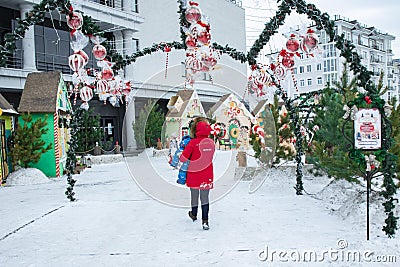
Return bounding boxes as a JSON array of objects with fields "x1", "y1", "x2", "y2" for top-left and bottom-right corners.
[{"x1": 170, "y1": 135, "x2": 191, "y2": 185}]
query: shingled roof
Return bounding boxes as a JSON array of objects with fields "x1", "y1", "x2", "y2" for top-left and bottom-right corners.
[
  {"x1": 18, "y1": 71, "x2": 62, "y2": 113},
  {"x1": 206, "y1": 94, "x2": 230, "y2": 118},
  {"x1": 0, "y1": 93, "x2": 18, "y2": 115}
]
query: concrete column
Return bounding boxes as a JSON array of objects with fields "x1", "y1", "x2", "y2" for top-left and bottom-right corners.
[
  {"x1": 20, "y1": 3, "x2": 37, "y2": 71},
  {"x1": 123, "y1": 96, "x2": 137, "y2": 152},
  {"x1": 122, "y1": 0, "x2": 132, "y2": 12},
  {"x1": 121, "y1": 29, "x2": 137, "y2": 152},
  {"x1": 122, "y1": 29, "x2": 135, "y2": 80},
  {"x1": 114, "y1": 30, "x2": 124, "y2": 77}
]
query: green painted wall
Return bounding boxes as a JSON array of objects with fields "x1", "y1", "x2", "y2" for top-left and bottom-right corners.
[{"x1": 18, "y1": 113, "x2": 57, "y2": 177}]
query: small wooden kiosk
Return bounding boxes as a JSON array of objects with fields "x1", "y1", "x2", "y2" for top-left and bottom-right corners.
[{"x1": 18, "y1": 71, "x2": 72, "y2": 177}]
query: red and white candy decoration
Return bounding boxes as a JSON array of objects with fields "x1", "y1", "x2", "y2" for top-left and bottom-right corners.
[
  {"x1": 183, "y1": 1, "x2": 218, "y2": 87},
  {"x1": 69, "y1": 50, "x2": 88, "y2": 71},
  {"x1": 79, "y1": 86, "x2": 94, "y2": 110},
  {"x1": 252, "y1": 125, "x2": 265, "y2": 144},
  {"x1": 210, "y1": 123, "x2": 221, "y2": 136}
]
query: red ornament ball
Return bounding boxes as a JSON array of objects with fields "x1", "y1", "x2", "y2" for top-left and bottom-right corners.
[
  {"x1": 286, "y1": 34, "x2": 300, "y2": 53},
  {"x1": 92, "y1": 44, "x2": 107, "y2": 61},
  {"x1": 101, "y1": 68, "x2": 114, "y2": 80},
  {"x1": 67, "y1": 11, "x2": 83, "y2": 30},
  {"x1": 197, "y1": 31, "x2": 210, "y2": 44},
  {"x1": 282, "y1": 56, "x2": 295, "y2": 68},
  {"x1": 185, "y1": 36, "x2": 197, "y2": 48},
  {"x1": 185, "y1": 6, "x2": 202, "y2": 23},
  {"x1": 303, "y1": 29, "x2": 318, "y2": 51}
]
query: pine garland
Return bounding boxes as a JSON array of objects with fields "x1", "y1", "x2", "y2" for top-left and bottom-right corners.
[{"x1": 65, "y1": 110, "x2": 79, "y2": 202}]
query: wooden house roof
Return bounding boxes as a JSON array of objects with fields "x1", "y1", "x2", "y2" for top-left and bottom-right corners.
[
  {"x1": 206, "y1": 94, "x2": 230, "y2": 118},
  {"x1": 251, "y1": 99, "x2": 267, "y2": 117},
  {"x1": 0, "y1": 93, "x2": 18, "y2": 115},
  {"x1": 166, "y1": 90, "x2": 196, "y2": 118},
  {"x1": 18, "y1": 71, "x2": 63, "y2": 113}
]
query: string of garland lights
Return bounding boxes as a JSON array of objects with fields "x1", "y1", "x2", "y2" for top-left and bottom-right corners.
[{"x1": 0, "y1": 0, "x2": 396, "y2": 237}]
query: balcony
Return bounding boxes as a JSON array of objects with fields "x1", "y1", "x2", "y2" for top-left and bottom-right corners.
[
  {"x1": 370, "y1": 58, "x2": 382, "y2": 64},
  {"x1": 2, "y1": 49, "x2": 23, "y2": 69},
  {"x1": 81, "y1": 0, "x2": 144, "y2": 30}
]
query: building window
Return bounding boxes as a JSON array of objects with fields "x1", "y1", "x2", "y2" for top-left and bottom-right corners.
[
  {"x1": 104, "y1": 32, "x2": 116, "y2": 51},
  {"x1": 307, "y1": 78, "x2": 312, "y2": 86},
  {"x1": 100, "y1": 0, "x2": 115, "y2": 8},
  {"x1": 203, "y1": 72, "x2": 211, "y2": 81},
  {"x1": 300, "y1": 79, "x2": 305, "y2": 87},
  {"x1": 132, "y1": 0, "x2": 139, "y2": 13},
  {"x1": 362, "y1": 51, "x2": 367, "y2": 59},
  {"x1": 317, "y1": 63, "x2": 322, "y2": 71},
  {"x1": 300, "y1": 53, "x2": 304, "y2": 59},
  {"x1": 317, "y1": 77, "x2": 322, "y2": 85},
  {"x1": 299, "y1": 66, "x2": 304, "y2": 74},
  {"x1": 292, "y1": 67, "x2": 297, "y2": 74},
  {"x1": 324, "y1": 59, "x2": 337, "y2": 72},
  {"x1": 306, "y1": 64, "x2": 312, "y2": 72},
  {"x1": 132, "y1": 38, "x2": 139, "y2": 52}
]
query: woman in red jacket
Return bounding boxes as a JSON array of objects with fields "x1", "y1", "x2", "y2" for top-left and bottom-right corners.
[{"x1": 180, "y1": 117, "x2": 215, "y2": 230}]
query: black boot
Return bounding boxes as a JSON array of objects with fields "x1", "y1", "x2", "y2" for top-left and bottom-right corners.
[
  {"x1": 188, "y1": 211, "x2": 197, "y2": 222},
  {"x1": 202, "y1": 219, "x2": 209, "y2": 230}
]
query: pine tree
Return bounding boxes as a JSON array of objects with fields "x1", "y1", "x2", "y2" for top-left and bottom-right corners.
[
  {"x1": 133, "y1": 100, "x2": 165, "y2": 148},
  {"x1": 10, "y1": 113, "x2": 52, "y2": 169},
  {"x1": 308, "y1": 64, "x2": 360, "y2": 181},
  {"x1": 75, "y1": 108, "x2": 104, "y2": 153},
  {"x1": 275, "y1": 104, "x2": 295, "y2": 162}
]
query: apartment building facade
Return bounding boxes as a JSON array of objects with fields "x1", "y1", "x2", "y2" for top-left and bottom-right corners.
[{"x1": 283, "y1": 16, "x2": 398, "y2": 101}]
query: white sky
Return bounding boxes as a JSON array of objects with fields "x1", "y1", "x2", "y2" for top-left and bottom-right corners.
[{"x1": 242, "y1": 0, "x2": 400, "y2": 58}]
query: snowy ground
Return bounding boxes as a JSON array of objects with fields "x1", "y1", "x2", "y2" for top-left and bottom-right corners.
[{"x1": 0, "y1": 149, "x2": 399, "y2": 266}]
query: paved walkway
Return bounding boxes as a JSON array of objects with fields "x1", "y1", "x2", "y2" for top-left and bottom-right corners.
[{"x1": 0, "y1": 158, "x2": 398, "y2": 266}]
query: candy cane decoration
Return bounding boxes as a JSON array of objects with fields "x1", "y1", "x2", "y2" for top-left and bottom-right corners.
[
  {"x1": 53, "y1": 112, "x2": 60, "y2": 177},
  {"x1": 72, "y1": 83, "x2": 79, "y2": 105},
  {"x1": 164, "y1": 45, "x2": 171, "y2": 79},
  {"x1": 290, "y1": 67, "x2": 298, "y2": 92}
]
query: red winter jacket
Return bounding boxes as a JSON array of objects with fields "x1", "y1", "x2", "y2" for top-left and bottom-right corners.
[{"x1": 180, "y1": 122, "x2": 215, "y2": 189}]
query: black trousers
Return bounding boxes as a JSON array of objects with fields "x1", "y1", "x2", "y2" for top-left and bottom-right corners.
[{"x1": 190, "y1": 188, "x2": 210, "y2": 220}]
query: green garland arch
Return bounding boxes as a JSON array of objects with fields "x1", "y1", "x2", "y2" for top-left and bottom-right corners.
[{"x1": 0, "y1": 0, "x2": 396, "y2": 237}]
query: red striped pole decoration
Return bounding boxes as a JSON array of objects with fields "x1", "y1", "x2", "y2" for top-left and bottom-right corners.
[
  {"x1": 73, "y1": 83, "x2": 79, "y2": 106},
  {"x1": 53, "y1": 112, "x2": 60, "y2": 177},
  {"x1": 290, "y1": 67, "x2": 298, "y2": 92}
]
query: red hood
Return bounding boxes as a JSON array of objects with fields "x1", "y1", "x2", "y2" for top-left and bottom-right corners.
[{"x1": 196, "y1": 121, "x2": 211, "y2": 137}]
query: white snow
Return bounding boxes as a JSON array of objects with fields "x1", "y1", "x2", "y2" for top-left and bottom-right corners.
[
  {"x1": 0, "y1": 149, "x2": 399, "y2": 266},
  {"x1": 6, "y1": 168, "x2": 50, "y2": 185}
]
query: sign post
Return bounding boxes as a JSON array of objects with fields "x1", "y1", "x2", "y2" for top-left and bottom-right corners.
[{"x1": 354, "y1": 108, "x2": 381, "y2": 240}]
